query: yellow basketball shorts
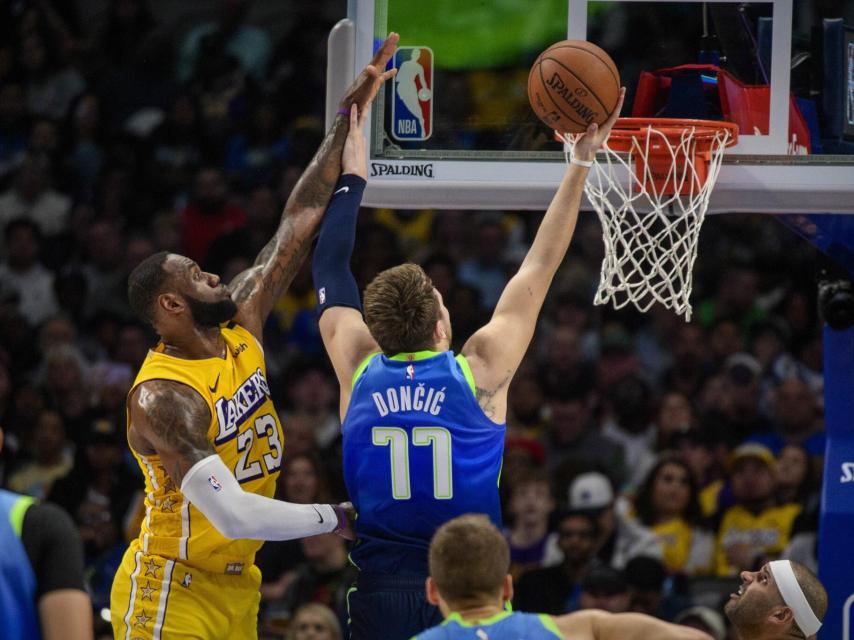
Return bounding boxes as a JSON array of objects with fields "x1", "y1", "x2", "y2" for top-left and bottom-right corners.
[{"x1": 110, "y1": 541, "x2": 261, "y2": 639}]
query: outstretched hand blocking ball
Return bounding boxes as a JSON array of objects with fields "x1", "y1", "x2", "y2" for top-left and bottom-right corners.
[{"x1": 528, "y1": 40, "x2": 621, "y2": 134}]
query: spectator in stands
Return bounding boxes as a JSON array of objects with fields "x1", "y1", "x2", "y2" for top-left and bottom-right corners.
[
  {"x1": 225, "y1": 100, "x2": 289, "y2": 185},
  {"x1": 289, "y1": 602, "x2": 343, "y2": 640},
  {"x1": 504, "y1": 470, "x2": 558, "y2": 578},
  {"x1": 501, "y1": 437, "x2": 546, "y2": 497},
  {"x1": 661, "y1": 323, "x2": 709, "y2": 397},
  {"x1": 0, "y1": 154, "x2": 71, "y2": 237},
  {"x1": 630, "y1": 456, "x2": 714, "y2": 575},
  {"x1": 506, "y1": 375, "x2": 547, "y2": 437},
  {"x1": 670, "y1": 428, "x2": 725, "y2": 518},
  {"x1": 774, "y1": 444, "x2": 819, "y2": 517},
  {"x1": 578, "y1": 565, "x2": 631, "y2": 613},
  {"x1": 177, "y1": 0, "x2": 272, "y2": 84},
  {"x1": 749, "y1": 378, "x2": 824, "y2": 460},
  {"x1": 0, "y1": 82, "x2": 29, "y2": 182},
  {"x1": 458, "y1": 215, "x2": 510, "y2": 309},
  {"x1": 258, "y1": 452, "x2": 334, "y2": 609},
  {"x1": 514, "y1": 510, "x2": 600, "y2": 614},
  {"x1": 539, "y1": 325, "x2": 595, "y2": 393},
  {"x1": 707, "y1": 353, "x2": 771, "y2": 444},
  {"x1": 274, "y1": 533, "x2": 358, "y2": 633},
  {"x1": 0, "y1": 219, "x2": 59, "y2": 326},
  {"x1": 568, "y1": 472, "x2": 661, "y2": 569},
  {"x1": 19, "y1": 31, "x2": 86, "y2": 121},
  {"x1": 544, "y1": 386, "x2": 626, "y2": 490},
  {"x1": 601, "y1": 374, "x2": 657, "y2": 488},
  {"x1": 714, "y1": 444, "x2": 801, "y2": 576},
  {"x1": 654, "y1": 392, "x2": 696, "y2": 451},
  {"x1": 46, "y1": 418, "x2": 137, "y2": 549},
  {"x1": 624, "y1": 556, "x2": 669, "y2": 617},
  {"x1": 7, "y1": 409, "x2": 71, "y2": 499},
  {"x1": 674, "y1": 607, "x2": 726, "y2": 640},
  {"x1": 180, "y1": 166, "x2": 247, "y2": 263}
]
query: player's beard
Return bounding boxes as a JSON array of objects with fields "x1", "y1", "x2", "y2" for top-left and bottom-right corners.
[
  {"x1": 724, "y1": 590, "x2": 768, "y2": 638},
  {"x1": 185, "y1": 294, "x2": 238, "y2": 328}
]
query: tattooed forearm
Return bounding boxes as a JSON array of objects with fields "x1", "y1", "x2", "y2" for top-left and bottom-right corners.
[
  {"x1": 136, "y1": 381, "x2": 214, "y2": 485},
  {"x1": 230, "y1": 116, "x2": 350, "y2": 321}
]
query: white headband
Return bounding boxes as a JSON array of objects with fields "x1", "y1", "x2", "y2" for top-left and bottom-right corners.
[{"x1": 768, "y1": 560, "x2": 822, "y2": 637}]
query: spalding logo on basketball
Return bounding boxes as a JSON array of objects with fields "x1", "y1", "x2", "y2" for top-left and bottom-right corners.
[{"x1": 528, "y1": 40, "x2": 621, "y2": 134}]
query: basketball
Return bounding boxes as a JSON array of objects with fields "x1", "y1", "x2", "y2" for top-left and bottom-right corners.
[
  {"x1": 528, "y1": 40, "x2": 621, "y2": 134},
  {"x1": 418, "y1": 88, "x2": 431, "y2": 101}
]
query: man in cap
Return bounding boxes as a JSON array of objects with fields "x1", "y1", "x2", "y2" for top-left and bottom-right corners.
[
  {"x1": 715, "y1": 444, "x2": 801, "y2": 576},
  {"x1": 568, "y1": 472, "x2": 660, "y2": 569}
]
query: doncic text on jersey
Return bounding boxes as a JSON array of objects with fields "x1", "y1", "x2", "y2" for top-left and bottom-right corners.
[{"x1": 372, "y1": 383, "x2": 446, "y2": 417}]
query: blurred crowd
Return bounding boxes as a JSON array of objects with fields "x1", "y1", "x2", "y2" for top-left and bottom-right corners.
[{"x1": 0, "y1": 1, "x2": 828, "y2": 640}]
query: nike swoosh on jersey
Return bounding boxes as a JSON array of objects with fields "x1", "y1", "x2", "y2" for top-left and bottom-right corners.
[
  {"x1": 334, "y1": 186, "x2": 350, "y2": 196},
  {"x1": 209, "y1": 373, "x2": 220, "y2": 393},
  {"x1": 312, "y1": 505, "x2": 324, "y2": 523}
]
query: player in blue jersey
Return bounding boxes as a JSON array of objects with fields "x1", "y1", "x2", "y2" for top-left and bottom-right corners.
[
  {"x1": 312, "y1": 90, "x2": 625, "y2": 640},
  {"x1": 0, "y1": 425, "x2": 92, "y2": 640},
  {"x1": 417, "y1": 515, "x2": 827, "y2": 640},
  {"x1": 415, "y1": 514, "x2": 711, "y2": 640}
]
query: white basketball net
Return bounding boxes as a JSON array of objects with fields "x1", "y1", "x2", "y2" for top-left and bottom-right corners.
[{"x1": 561, "y1": 123, "x2": 733, "y2": 321}]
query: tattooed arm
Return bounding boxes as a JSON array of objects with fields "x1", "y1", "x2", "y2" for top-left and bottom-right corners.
[
  {"x1": 128, "y1": 380, "x2": 215, "y2": 486},
  {"x1": 229, "y1": 33, "x2": 399, "y2": 341},
  {"x1": 461, "y1": 90, "x2": 625, "y2": 423},
  {"x1": 128, "y1": 380, "x2": 353, "y2": 541}
]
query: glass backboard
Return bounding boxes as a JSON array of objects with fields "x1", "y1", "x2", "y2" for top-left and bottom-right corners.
[{"x1": 327, "y1": 0, "x2": 854, "y2": 213}]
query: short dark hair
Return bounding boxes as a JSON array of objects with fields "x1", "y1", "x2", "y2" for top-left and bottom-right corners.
[
  {"x1": 429, "y1": 515, "x2": 509, "y2": 605},
  {"x1": 127, "y1": 251, "x2": 171, "y2": 325},
  {"x1": 363, "y1": 263, "x2": 439, "y2": 355},
  {"x1": 4, "y1": 217, "x2": 41, "y2": 242},
  {"x1": 633, "y1": 455, "x2": 701, "y2": 526},
  {"x1": 557, "y1": 509, "x2": 599, "y2": 537},
  {"x1": 790, "y1": 562, "x2": 828, "y2": 635}
]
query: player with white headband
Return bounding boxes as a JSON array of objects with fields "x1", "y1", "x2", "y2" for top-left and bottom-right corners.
[{"x1": 725, "y1": 560, "x2": 827, "y2": 639}]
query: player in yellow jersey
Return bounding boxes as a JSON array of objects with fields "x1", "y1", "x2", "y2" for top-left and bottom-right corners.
[{"x1": 109, "y1": 34, "x2": 400, "y2": 640}]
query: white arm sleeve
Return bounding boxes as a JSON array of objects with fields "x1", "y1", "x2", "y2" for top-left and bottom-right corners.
[{"x1": 180, "y1": 454, "x2": 338, "y2": 541}]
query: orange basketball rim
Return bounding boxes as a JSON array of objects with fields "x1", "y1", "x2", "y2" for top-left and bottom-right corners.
[{"x1": 607, "y1": 118, "x2": 739, "y2": 196}]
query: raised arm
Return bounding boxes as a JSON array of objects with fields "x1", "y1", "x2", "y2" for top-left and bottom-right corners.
[
  {"x1": 461, "y1": 89, "x2": 625, "y2": 421},
  {"x1": 313, "y1": 105, "x2": 380, "y2": 414},
  {"x1": 229, "y1": 33, "x2": 399, "y2": 340},
  {"x1": 556, "y1": 609, "x2": 713, "y2": 640},
  {"x1": 129, "y1": 381, "x2": 350, "y2": 540}
]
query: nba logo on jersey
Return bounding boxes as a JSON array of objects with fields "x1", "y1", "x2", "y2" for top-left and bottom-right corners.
[
  {"x1": 406, "y1": 364, "x2": 415, "y2": 380},
  {"x1": 391, "y1": 47, "x2": 433, "y2": 141}
]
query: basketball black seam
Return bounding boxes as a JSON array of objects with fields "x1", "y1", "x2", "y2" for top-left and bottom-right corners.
[
  {"x1": 546, "y1": 57, "x2": 611, "y2": 114},
  {"x1": 536, "y1": 61, "x2": 588, "y2": 129},
  {"x1": 546, "y1": 43, "x2": 620, "y2": 88}
]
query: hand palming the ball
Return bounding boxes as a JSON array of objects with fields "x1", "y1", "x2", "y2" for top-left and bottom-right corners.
[{"x1": 572, "y1": 87, "x2": 626, "y2": 163}]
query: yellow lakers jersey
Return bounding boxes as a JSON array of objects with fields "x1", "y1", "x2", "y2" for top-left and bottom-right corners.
[
  {"x1": 128, "y1": 323, "x2": 283, "y2": 574},
  {"x1": 715, "y1": 503, "x2": 801, "y2": 577}
]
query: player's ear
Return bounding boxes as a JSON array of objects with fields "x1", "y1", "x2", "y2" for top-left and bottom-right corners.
[
  {"x1": 503, "y1": 574, "x2": 513, "y2": 603},
  {"x1": 770, "y1": 605, "x2": 794, "y2": 628},
  {"x1": 158, "y1": 292, "x2": 184, "y2": 315},
  {"x1": 433, "y1": 319, "x2": 446, "y2": 343},
  {"x1": 426, "y1": 577, "x2": 441, "y2": 606}
]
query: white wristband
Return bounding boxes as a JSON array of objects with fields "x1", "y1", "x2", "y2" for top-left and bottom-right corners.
[{"x1": 570, "y1": 156, "x2": 594, "y2": 168}]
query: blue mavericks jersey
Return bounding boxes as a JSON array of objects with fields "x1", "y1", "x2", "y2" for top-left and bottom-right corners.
[
  {"x1": 343, "y1": 350, "x2": 505, "y2": 575},
  {"x1": 414, "y1": 611, "x2": 564, "y2": 639},
  {"x1": 0, "y1": 490, "x2": 41, "y2": 640}
]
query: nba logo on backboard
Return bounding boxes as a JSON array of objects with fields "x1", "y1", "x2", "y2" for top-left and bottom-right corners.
[{"x1": 392, "y1": 47, "x2": 433, "y2": 141}]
